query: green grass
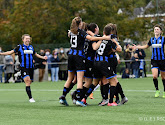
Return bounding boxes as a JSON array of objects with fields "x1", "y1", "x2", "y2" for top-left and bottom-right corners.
[{"x1": 0, "y1": 78, "x2": 165, "y2": 125}]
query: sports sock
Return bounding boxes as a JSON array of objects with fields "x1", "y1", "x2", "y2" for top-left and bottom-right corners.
[
  {"x1": 93, "y1": 84, "x2": 100, "y2": 92},
  {"x1": 84, "y1": 84, "x2": 96, "y2": 99},
  {"x1": 102, "y1": 83, "x2": 109, "y2": 100},
  {"x1": 116, "y1": 82, "x2": 125, "y2": 99},
  {"x1": 109, "y1": 86, "x2": 116, "y2": 103},
  {"x1": 100, "y1": 85, "x2": 104, "y2": 99},
  {"x1": 162, "y1": 79, "x2": 165, "y2": 91},
  {"x1": 26, "y1": 86, "x2": 32, "y2": 99},
  {"x1": 153, "y1": 79, "x2": 159, "y2": 90},
  {"x1": 82, "y1": 86, "x2": 89, "y2": 98},
  {"x1": 62, "y1": 87, "x2": 69, "y2": 96},
  {"x1": 68, "y1": 82, "x2": 76, "y2": 92},
  {"x1": 76, "y1": 89, "x2": 83, "y2": 101}
]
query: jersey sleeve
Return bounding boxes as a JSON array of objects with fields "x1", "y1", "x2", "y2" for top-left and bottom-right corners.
[
  {"x1": 13, "y1": 45, "x2": 20, "y2": 53},
  {"x1": 112, "y1": 42, "x2": 117, "y2": 50},
  {"x1": 147, "y1": 38, "x2": 152, "y2": 46},
  {"x1": 31, "y1": 45, "x2": 36, "y2": 55}
]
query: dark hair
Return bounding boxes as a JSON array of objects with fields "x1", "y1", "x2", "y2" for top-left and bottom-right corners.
[
  {"x1": 103, "y1": 24, "x2": 113, "y2": 35},
  {"x1": 154, "y1": 24, "x2": 162, "y2": 31},
  {"x1": 87, "y1": 23, "x2": 97, "y2": 33},
  {"x1": 106, "y1": 23, "x2": 117, "y2": 35}
]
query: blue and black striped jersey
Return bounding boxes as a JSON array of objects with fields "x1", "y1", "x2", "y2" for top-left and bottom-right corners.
[
  {"x1": 148, "y1": 36, "x2": 165, "y2": 60},
  {"x1": 14, "y1": 44, "x2": 36, "y2": 68}
]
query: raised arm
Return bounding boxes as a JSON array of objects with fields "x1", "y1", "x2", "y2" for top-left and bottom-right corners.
[
  {"x1": 0, "y1": 50, "x2": 14, "y2": 55},
  {"x1": 111, "y1": 39, "x2": 122, "y2": 52},
  {"x1": 92, "y1": 41, "x2": 102, "y2": 50},
  {"x1": 133, "y1": 44, "x2": 149, "y2": 50},
  {"x1": 86, "y1": 35, "x2": 110, "y2": 41},
  {"x1": 35, "y1": 53, "x2": 47, "y2": 60}
]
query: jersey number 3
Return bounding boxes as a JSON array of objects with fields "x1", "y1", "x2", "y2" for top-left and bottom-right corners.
[{"x1": 70, "y1": 35, "x2": 77, "y2": 48}]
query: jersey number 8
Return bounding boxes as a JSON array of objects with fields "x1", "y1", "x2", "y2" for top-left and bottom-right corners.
[{"x1": 97, "y1": 43, "x2": 106, "y2": 55}]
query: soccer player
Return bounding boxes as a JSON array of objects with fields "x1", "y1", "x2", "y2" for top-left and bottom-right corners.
[
  {"x1": 107, "y1": 23, "x2": 128, "y2": 105},
  {"x1": 0, "y1": 34, "x2": 47, "y2": 102},
  {"x1": 86, "y1": 24, "x2": 120, "y2": 106},
  {"x1": 59, "y1": 17, "x2": 112, "y2": 107},
  {"x1": 133, "y1": 24, "x2": 165, "y2": 98}
]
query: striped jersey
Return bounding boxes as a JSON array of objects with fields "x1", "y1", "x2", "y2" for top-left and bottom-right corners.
[
  {"x1": 148, "y1": 36, "x2": 165, "y2": 60},
  {"x1": 14, "y1": 44, "x2": 36, "y2": 68},
  {"x1": 68, "y1": 29, "x2": 88, "y2": 56}
]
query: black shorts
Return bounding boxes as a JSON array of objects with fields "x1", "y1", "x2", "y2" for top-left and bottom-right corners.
[
  {"x1": 109, "y1": 57, "x2": 118, "y2": 74},
  {"x1": 21, "y1": 67, "x2": 34, "y2": 80},
  {"x1": 151, "y1": 59, "x2": 165, "y2": 71},
  {"x1": 93, "y1": 61, "x2": 116, "y2": 79},
  {"x1": 84, "y1": 59, "x2": 94, "y2": 78},
  {"x1": 68, "y1": 55, "x2": 85, "y2": 72}
]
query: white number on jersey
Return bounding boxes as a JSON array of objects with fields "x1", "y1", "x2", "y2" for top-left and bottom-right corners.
[
  {"x1": 97, "y1": 42, "x2": 106, "y2": 55},
  {"x1": 70, "y1": 35, "x2": 77, "y2": 48}
]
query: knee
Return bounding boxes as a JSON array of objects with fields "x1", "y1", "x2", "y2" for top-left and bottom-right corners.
[{"x1": 153, "y1": 75, "x2": 158, "y2": 79}]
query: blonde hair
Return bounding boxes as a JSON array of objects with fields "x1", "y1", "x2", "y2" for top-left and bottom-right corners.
[
  {"x1": 81, "y1": 22, "x2": 88, "y2": 31},
  {"x1": 70, "y1": 17, "x2": 82, "y2": 34},
  {"x1": 22, "y1": 34, "x2": 32, "y2": 43}
]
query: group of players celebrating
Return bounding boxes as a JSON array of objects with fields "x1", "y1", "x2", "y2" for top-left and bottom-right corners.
[
  {"x1": 0, "y1": 16, "x2": 164, "y2": 105},
  {"x1": 59, "y1": 17, "x2": 128, "y2": 107}
]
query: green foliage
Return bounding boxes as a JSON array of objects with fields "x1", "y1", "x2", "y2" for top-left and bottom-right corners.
[{"x1": 0, "y1": 0, "x2": 164, "y2": 50}]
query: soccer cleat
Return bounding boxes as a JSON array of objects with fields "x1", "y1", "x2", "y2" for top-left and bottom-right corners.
[
  {"x1": 59, "y1": 96, "x2": 69, "y2": 106},
  {"x1": 89, "y1": 93, "x2": 94, "y2": 99},
  {"x1": 155, "y1": 90, "x2": 160, "y2": 98},
  {"x1": 81, "y1": 98, "x2": 88, "y2": 105},
  {"x1": 99, "y1": 99, "x2": 109, "y2": 106},
  {"x1": 162, "y1": 92, "x2": 165, "y2": 98},
  {"x1": 29, "y1": 98, "x2": 35, "y2": 103},
  {"x1": 115, "y1": 100, "x2": 120, "y2": 104},
  {"x1": 75, "y1": 100, "x2": 87, "y2": 107},
  {"x1": 120, "y1": 97, "x2": 128, "y2": 105},
  {"x1": 98, "y1": 100, "x2": 103, "y2": 105},
  {"x1": 107, "y1": 102, "x2": 118, "y2": 106}
]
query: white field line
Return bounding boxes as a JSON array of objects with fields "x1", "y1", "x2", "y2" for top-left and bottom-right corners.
[{"x1": 0, "y1": 89, "x2": 155, "y2": 92}]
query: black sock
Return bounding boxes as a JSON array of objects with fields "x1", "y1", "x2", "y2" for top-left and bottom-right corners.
[
  {"x1": 100, "y1": 85, "x2": 104, "y2": 99},
  {"x1": 162, "y1": 79, "x2": 165, "y2": 91},
  {"x1": 68, "y1": 82, "x2": 76, "y2": 92},
  {"x1": 84, "y1": 84, "x2": 96, "y2": 99},
  {"x1": 102, "y1": 83, "x2": 109, "y2": 100},
  {"x1": 76, "y1": 89, "x2": 83, "y2": 101},
  {"x1": 153, "y1": 79, "x2": 159, "y2": 90},
  {"x1": 26, "y1": 86, "x2": 32, "y2": 99},
  {"x1": 116, "y1": 82, "x2": 125, "y2": 99},
  {"x1": 115, "y1": 93, "x2": 119, "y2": 102},
  {"x1": 62, "y1": 87, "x2": 69, "y2": 96},
  {"x1": 109, "y1": 86, "x2": 116, "y2": 103},
  {"x1": 82, "y1": 86, "x2": 88, "y2": 98}
]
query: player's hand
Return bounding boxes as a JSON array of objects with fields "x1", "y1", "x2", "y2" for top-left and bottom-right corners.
[
  {"x1": 43, "y1": 56, "x2": 47, "y2": 60},
  {"x1": 132, "y1": 44, "x2": 137, "y2": 50}
]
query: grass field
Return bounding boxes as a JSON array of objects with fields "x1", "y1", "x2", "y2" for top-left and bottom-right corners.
[{"x1": 0, "y1": 77, "x2": 165, "y2": 125}]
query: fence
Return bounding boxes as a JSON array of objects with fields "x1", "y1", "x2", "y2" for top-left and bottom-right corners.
[{"x1": 0, "y1": 59, "x2": 153, "y2": 83}]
